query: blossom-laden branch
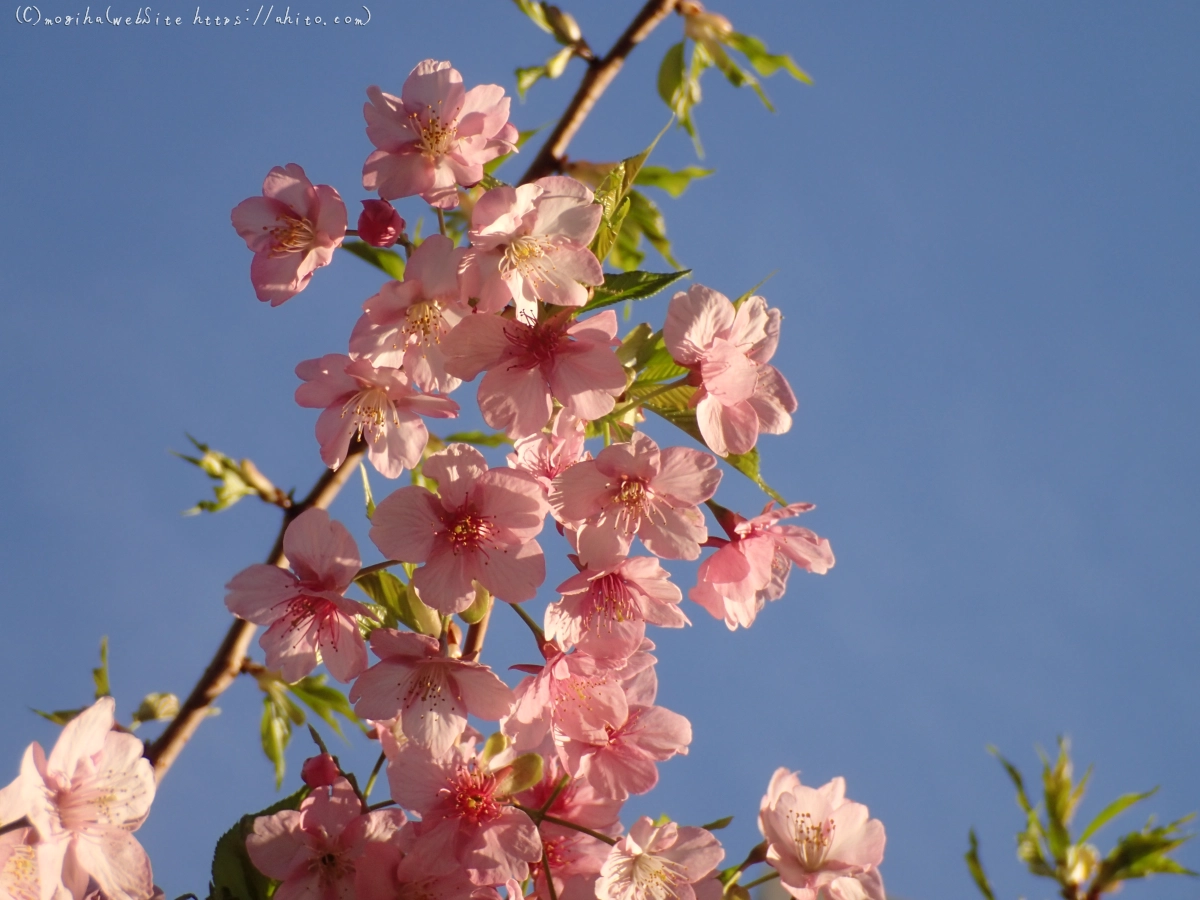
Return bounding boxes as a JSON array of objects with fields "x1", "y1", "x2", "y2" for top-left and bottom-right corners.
[{"x1": 144, "y1": 440, "x2": 366, "y2": 780}]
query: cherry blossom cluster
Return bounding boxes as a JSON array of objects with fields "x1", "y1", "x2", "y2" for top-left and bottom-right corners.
[{"x1": 0, "y1": 54, "x2": 886, "y2": 900}]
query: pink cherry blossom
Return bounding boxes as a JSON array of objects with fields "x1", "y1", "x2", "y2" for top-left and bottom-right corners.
[
  {"x1": 225, "y1": 508, "x2": 373, "y2": 683},
  {"x1": 357, "y1": 199, "x2": 406, "y2": 247},
  {"x1": 231, "y1": 163, "x2": 347, "y2": 306},
  {"x1": 459, "y1": 176, "x2": 604, "y2": 321},
  {"x1": 368, "y1": 443, "x2": 550, "y2": 613},
  {"x1": 386, "y1": 740, "x2": 541, "y2": 886},
  {"x1": 549, "y1": 432, "x2": 721, "y2": 567},
  {"x1": 547, "y1": 556, "x2": 688, "y2": 659},
  {"x1": 349, "y1": 234, "x2": 471, "y2": 393},
  {"x1": 508, "y1": 410, "x2": 590, "y2": 496},
  {"x1": 663, "y1": 285, "x2": 797, "y2": 456},
  {"x1": 691, "y1": 502, "x2": 835, "y2": 631},
  {"x1": 349, "y1": 629, "x2": 515, "y2": 756},
  {"x1": 294, "y1": 353, "x2": 459, "y2": 479},
  {"x1": 442, "y1": 308, "x2": 626, "y2": 439},
  {"x1": 246, "y1": 776, "x2": 407, "y2": 900},
  {"x1": 362, "y1": 60, "x2": 518, "y2": 209},
  {"x1": 596, "y1": 817, "x2": 724, "y2": 900},
  {"x1": 504, "y1": 646, "x2": 630, "y2": 752},
  {"x1": 758, "y1": 770, "x2": 886, "y2": 900},
  {"x1": 563, "y1": 704, "x2": 692, "y2": 800},
  {"x1": 1, "y1": 698, "x2": 156, "y2": 900}
]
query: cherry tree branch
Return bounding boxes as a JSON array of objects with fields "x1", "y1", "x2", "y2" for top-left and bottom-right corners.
[
  {"x1": 519, "y1": 0, "x2": 680, "y2": 184},
  {"x1": 144, "y1": 442, "x2": 366, "y2": 781}
]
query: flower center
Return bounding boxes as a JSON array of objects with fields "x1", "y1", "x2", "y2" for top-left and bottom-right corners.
[
  {"x1": 612, "y1": 477, "x2": 655, "y2": 534},
  {"x1": 789, "y1": 809, "x2": 836, "y2": 870},
  {"x1": 629, "y1": 852, "x2": 685, "y2": 900},
  {"x1": 413, "y1": 113, "x2": 457, "y2": 159},
  {"x1": 404, "y1": 300, "x2": 445, "y2": 344},
  {"x1": 1, "y1": 843, "x2": 39, "y2": 900},
  {"x1": 269, "y1": 212, "x2": 317, "y2": 255},
  {"x1": 585, "y1": 573, "x2": 640, "y2": 632},
  {"x1": 445, "y1": 510, "x2": 497, "y2": 553},
  {"x1": 341, "y1": 388, "x2": 398, "y2": 443},
  {"x1": 500, "y1": 235, "x2": 556, "y2": 293},
  {"x1": 448, "y1": 767, "x2": 502, "y2": 824},
  {"x1": 309, "y1": 846, "x2": 353, "y2": 887}
]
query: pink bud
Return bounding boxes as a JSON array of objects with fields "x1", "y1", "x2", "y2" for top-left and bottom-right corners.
[
  {"x1": 301, "y1": 753, "x2": 340, "y2": 788},
  {"x1": 357, "y1": 199, "x2": 405, "y2": 247}
]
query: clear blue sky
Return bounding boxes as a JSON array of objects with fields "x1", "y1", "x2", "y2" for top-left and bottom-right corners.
[{"x1": 1, "y1": 3, "x2": 1197, "y2": 899}]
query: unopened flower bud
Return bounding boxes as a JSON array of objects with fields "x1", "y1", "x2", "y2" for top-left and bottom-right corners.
[
  {"x1": 357, "y1": 199, "x2": 405, "y2": 247},
  {"x1": 301, "y1": 752, "x2": 340, "y2": 788}
]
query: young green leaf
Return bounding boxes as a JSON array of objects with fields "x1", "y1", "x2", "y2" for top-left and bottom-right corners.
[
  {"x1": 286, "y1": 675, "x2": 360, "y2": 739},
  {"x1": 511, "y1": 0, "x2": 552, "y2": 33},
  {"x1": 658, "y1": 42, "x2": 686, "y2": 107},
  {"x1": 355, "y1": 570, "x2": 441, "y2": 637},
  {"x1": 208, "y1": 787, "x2": 308, "y2": 900},
  {"x1": 260, "y1": 695, "x2": 291, "y2": 789},
  {"x1": 964, "y1": 829, "x2": 996, "y2": 900},
  {"x1": 582, "y1": 269, "x2": 690, "y2": 312},
  {"x1": 93, "y1": 636, "x2": 111, "y2": 699},
  {"x1": 725, "y1": 32, "x2": 813, "y2": 83},
  {"x1": 634, "y1": 165, "x2": 714, "y2": 198},
  {"x1": 339, "y1": 240, "x2": 406, "y2": 280},
  {"x1": 1080, "y1": 788, "x2": 1158, "y2": 842}
]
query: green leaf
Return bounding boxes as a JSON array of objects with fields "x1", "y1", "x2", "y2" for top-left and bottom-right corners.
[
  {"x1": 583, "y1": 270, "x2": 690, "y2": 312},
  {"x1": 700, "y1": 816, "x2": 733, "y2": 831},
  {"x1": 634, "y1": 165, "x2": 714, "y2": 198},
  {"x1": 964, "y1": 829, "x2": 996, "y2": 900},
  {"x1": 591, "y1": 121, "x2": 672, "y2": 261},
  {"x1": 208, "y1": 787, "x2": 308, "y2": 900},
  {"x1": 658, "y1": 42, "x2": 686, "y2": 107},
  {"x1": 726, "y1": 448, "x2": 787, "y2": 505},
  {"x1": 33, "y1": 708, "x2": 82, "y2": 726},
  {"x1": 725, "y1": 32, "x2": 813, "y2": 83},
  {"x1": 511, "y1": 0, "x2": 552, "y2": 33},
  {"x1": 1080, "y1": 788, "x2": 1158, "y2": 842},
  {"x1": 359, "y1": 463, "x2": 376, "y2": 520},
  {"x1": 636, "y1": 342, "x2": 688, "y2": 384},
  {"x1": 174, "y1": 435, "x2": 260, "y2": 515},
  {"x1": 356, "y1": 570, "x2": 441, "y2": 637},
  {"x1": 130, "y1": 692, "x2": 179, "y2": 730},
  {"x1": 260, "y1": 696, "x2": 291, "y2": 789},
  {"x1": 339, "y1": 241, "x2": 405, "y2": 280},
  {"x1": 516, "y1": 64, "x2": 547, "y2": 99},
  {"x1": 93, "y1": 636, "x2": 110, "y2": 699},
  {"x1": 1098, "y1": 815, "x2": 1197, "y2": 887},
  {"x1": 988, "y1": 746, "x2": 1034, "y2": 814},
  {"x1": 286, "y1": 675, "x2": 359, "y2": 739}
]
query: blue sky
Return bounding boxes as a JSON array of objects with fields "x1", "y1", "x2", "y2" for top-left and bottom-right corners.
[{"x1": 1, "y1": 2, "x2": 1198, "y2": 899}]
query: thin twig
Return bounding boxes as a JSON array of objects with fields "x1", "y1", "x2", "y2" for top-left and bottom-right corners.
[
  {"x1": 738, "y1": 871, "x2": 780, "y2": 892},
  {"x1": 512, "y1": 803, "x2": 617, "y2": 845},
  {"x1": 0, "y1": 817, "x2": 31, "y2": 838},
  {"x1": 145, "y1": 440, "x2": 366, "y2": 781},
  {"x1": 519, "y1": 0, "x2": 680, "y2": 184},
  {"x1": 363, "y1": 751, "x2": 387, "y2": 800},
  {"x1": 508, "y1": 601, "x2": 547, "y2": 645}
]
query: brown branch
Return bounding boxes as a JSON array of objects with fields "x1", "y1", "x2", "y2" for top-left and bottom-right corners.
[
  {"x1": 519, "y1": 0, "x2": 680, "y2": 184},
  {"x1": 145, "y1": 441, "x2": 366, "y2": 781}
]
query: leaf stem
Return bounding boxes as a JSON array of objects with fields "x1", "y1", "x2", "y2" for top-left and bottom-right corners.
[
  {"x1": 513, "y1": 803, "x2": 617, "y2": 845},
  {"x1": 610, "y1": 377, "x2": 689, "y2": 419},
  {"x1": 363, "y1": 750, "x2": 387, "y2": 800},
  {"x1": 739, "y1": 871, "x2": 780, "y2": 892},
  {"x1": 508, "y1": 601, "x2": 546, "y2": 645}
]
